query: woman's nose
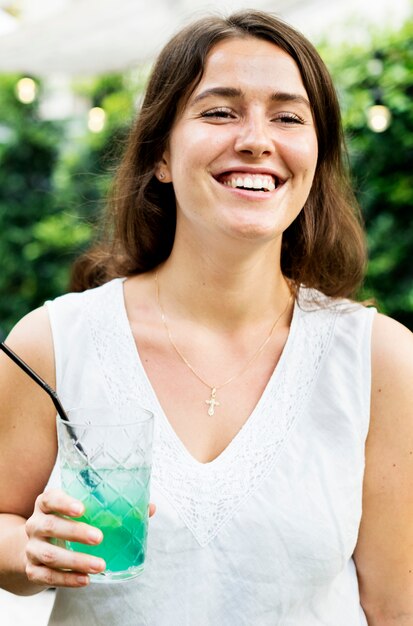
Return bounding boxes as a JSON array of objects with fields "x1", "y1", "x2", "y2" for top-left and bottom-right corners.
[{"x1": 234, "y1": 114, "x2": 274, "y2": 158}]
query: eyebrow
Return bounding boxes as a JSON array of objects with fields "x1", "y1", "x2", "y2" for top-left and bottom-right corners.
[{"x1": 190, "y1": 87, "x2": 311, "y2": 109}]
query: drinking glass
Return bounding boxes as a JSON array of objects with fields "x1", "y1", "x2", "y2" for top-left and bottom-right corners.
[{"x1": 56, "y1": 403, "x2": 154, "y2": 583}]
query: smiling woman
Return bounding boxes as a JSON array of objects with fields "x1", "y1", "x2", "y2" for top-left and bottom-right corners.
[{"x1": 0, "y1": 9, "x2": 413, "y2": 626}]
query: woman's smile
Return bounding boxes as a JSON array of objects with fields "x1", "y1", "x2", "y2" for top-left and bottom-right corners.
[{"x1": 212, "y1": 167, "x2": 287, "y2": 196}]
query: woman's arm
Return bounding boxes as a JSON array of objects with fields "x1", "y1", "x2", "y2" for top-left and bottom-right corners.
[
  {"x1": 0, "y1": 307, "x2": 105, "y2": 595},
  {"x1": 354, "y1": 313, "x2": 413, "y2": 625}
]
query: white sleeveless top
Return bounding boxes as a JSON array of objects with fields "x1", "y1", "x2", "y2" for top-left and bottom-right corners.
[{"x1": 45, "y1": 278, "x2": 374, "y2": 626}]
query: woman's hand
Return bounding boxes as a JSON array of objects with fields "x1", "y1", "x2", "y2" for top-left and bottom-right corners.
[
  {"x1": 25, "y1": 488, "x2": 105, "y2": 588},
  {"x1": 24, "y1": 488, "x2": 156, "y2": 589}
]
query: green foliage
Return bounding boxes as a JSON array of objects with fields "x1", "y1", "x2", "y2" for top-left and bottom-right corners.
[
  {"x1": 0, "y1": 72, "x2": 139, "y2": 338},
  {"x1": 322, "y1": 18, "x2": 413, "y2": 328},
  {"x1": 0, "y1": 74, "x2": 64, "y2": 337}
]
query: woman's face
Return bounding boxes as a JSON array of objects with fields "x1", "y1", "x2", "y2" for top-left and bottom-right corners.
[{"x1": 159, "y1": 36, "x2": 318, "y2": 246}]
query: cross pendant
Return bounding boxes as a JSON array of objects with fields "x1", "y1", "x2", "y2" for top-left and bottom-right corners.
[{"x1": 205, "y1": 387, "x2": 220, "y2": 416}]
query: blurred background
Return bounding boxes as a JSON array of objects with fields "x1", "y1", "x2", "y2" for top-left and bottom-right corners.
[
  {"x1": 0, "y1": 2, "x2": 412, "y2": 624},
  {"x1": 0, "y1": 0, "x2": 412, "y2": 344}
]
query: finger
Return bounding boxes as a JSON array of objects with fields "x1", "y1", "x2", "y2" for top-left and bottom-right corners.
[
  {"x1": 31, "y1": 514, "x2": 103, "y2": 545},
  {"x1": 149, "y1": 503, "x2": 156, "y2": 517},
  {"x1": 25, "y1": 562, "x2": 91, "y2": 589},
  {"x1": 36, "y1": 489, "x2": 84, "y2": 518},
  {"x1": 26, "y1": 538, "x2": 105, "y2": 575}
]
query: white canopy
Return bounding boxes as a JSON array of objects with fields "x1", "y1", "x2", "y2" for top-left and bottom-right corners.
[
  {"x1": 0, "y1": 0, "x2": 410, "y2": 77},
  {"x1": 0, "y1": 0, "x2": 297, "y2": 77}
]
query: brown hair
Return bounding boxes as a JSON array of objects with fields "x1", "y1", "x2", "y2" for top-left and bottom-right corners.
[{"x1": 70, "y1": 10, "x2": 366, "y2": 298}]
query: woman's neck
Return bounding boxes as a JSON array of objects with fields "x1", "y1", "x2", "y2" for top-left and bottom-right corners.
[{"x1": 157, "y1": 239, "x2": 291, "y2": 332}]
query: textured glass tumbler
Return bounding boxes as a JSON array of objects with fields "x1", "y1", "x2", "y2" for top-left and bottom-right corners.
[{"x1": 56, "y1": 404, "x2": 154, "y2": 583}]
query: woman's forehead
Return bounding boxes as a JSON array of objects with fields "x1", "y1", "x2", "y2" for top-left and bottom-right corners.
[{"x1": 191, "y1": 37, "x2": 308, "y2": 102}]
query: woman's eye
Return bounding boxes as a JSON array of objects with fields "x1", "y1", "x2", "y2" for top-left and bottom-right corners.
[
  {"x1": 275, "y1": 113, "x2": 304, "y2": 124},
  {"x1": 200, "y1": 108, "x2": 234, "y2": 119}
]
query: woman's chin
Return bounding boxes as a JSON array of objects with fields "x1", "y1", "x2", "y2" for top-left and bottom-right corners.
[{"x1": 220, "y1": 218, "x2": 283, "y2": 243}]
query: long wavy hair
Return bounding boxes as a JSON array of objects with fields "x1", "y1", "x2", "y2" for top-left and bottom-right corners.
[{"x1": 70, "y1": 10, "x2": 367, "y2": 298}]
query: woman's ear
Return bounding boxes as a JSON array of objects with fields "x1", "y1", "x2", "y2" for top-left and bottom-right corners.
[{"x1": 155, "y1": 155, "x2": 172, "y2": 183}]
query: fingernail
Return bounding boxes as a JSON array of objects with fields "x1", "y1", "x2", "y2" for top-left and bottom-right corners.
[
  {"x1": 87, "y1": 528, "x2": 103, "y2": 543},
  {"x1": 70, "y1": 502, "x2": 83, "y2": 516},
  {"x1": 77, "y1": 575, "x2": 89, "y2": 585},
  {"x1": 89, "y1": 558, "x2": 105, "y2": 573}
]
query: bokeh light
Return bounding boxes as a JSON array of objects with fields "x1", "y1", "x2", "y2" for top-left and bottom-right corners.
[
  {"x1": 367, "y1": 104, "x2": 392, "y2": 133},
  {"x1": 15, "y1": 77, "x2": 37, "y2": 103},
  {"x1": 87, "y1": 106, "x2": 106, "y2": 132}
]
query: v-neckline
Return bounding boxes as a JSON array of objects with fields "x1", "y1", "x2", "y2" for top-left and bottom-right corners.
[
  {"x1": 117, "y1": 277, "x2": 300, "y2": 469},
  {"x1": 85, "y1": 277, "x2": 337, "y2": 545}
]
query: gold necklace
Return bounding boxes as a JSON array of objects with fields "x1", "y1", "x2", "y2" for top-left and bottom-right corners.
[{"x1": 155, "y1": 271, "x2": 293, "y2": 417}]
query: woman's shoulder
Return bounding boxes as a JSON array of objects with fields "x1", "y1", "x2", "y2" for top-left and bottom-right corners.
[
  {"x1": 368, "y1": 312, "x2": 413, "y2": 462},
  {"x1": 2, "y1": 305, "x2": 55, "y2": 388},
  {"x1": 372, "y1": 311, "x2": 413, "y2": 348},
  {"x1": 2, "y1": 279, "x2": 125, "y2": 374},
  {"x1": 44, "y1": 277, "x2": 124, "y2": 322},
  {"x1": 297, "y1": 286, "x2": 375, "y2": 321},
  {"x1": 48, "y1": 277, "x2": 124, "y2": 306},
  {"x1": 371, "y1": 313, "x2": 413, "y2": 396}
]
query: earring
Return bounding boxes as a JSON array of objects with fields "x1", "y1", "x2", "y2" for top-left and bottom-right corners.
[{"x1": 158, "y1": 172, "x2": 165, "y2": 180}]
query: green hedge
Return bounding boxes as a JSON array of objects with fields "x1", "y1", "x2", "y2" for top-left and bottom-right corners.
[{"x1": 323, "y1": 18, "x2": 413, "y2": 328}]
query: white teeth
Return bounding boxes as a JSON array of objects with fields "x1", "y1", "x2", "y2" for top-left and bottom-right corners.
[{"x1": 222, "y1": 173, "x2": 278, "y2": 191}]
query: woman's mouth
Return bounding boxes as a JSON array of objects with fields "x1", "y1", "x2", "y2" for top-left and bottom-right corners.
[{"x1": 215, "y1": 171, "x2": 284, "y2": 192}]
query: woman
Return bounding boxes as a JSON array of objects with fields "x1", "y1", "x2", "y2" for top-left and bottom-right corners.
[{"x1": 0, "y1": 10, "x2": 412, "y2": 626}]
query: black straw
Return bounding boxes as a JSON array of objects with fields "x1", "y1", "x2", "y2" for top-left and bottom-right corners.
[{"x1": 0, "y1": 342, "x2": 69, "y2": 421}]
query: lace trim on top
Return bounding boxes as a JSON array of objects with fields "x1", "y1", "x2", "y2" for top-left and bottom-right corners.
[{"x1": 85, "y1": 279, "x2": 338, "y2": 547}]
